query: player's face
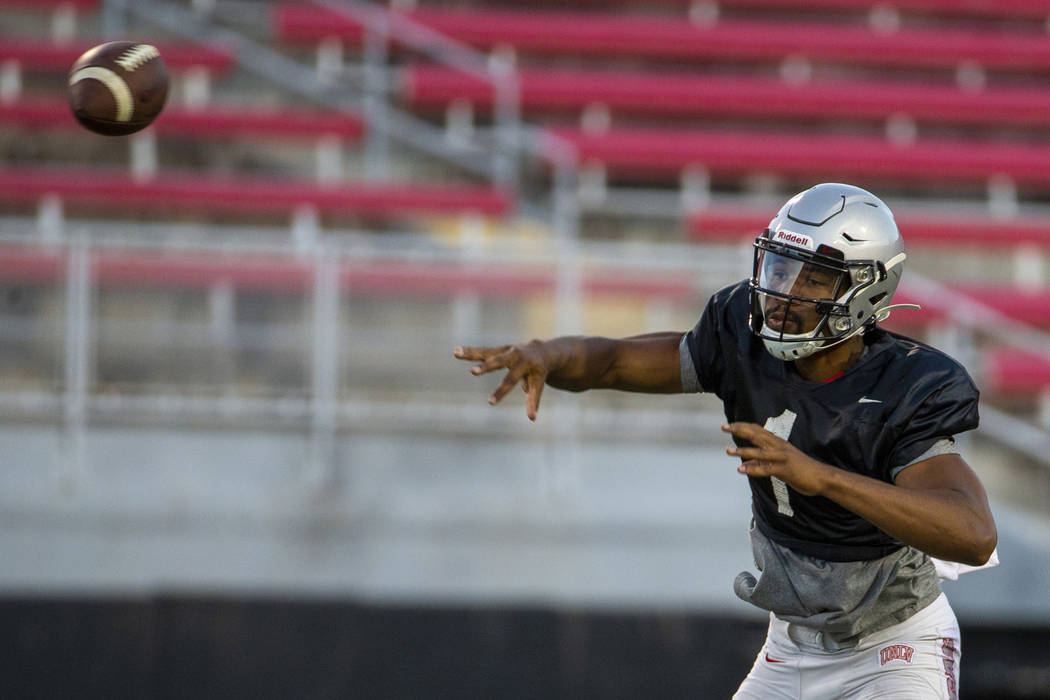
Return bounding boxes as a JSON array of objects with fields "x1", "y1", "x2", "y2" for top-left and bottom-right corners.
[{"x1": 758, "y1": 252, "x2": 844, "y2": 335}]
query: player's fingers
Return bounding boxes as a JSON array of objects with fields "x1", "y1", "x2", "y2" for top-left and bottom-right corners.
[
  {"x1": 726, "y1": 446, "x2": 780, "y2": 462},
  {"x1": 489, "y1": 369, "x2": 525, "y2": 405},
  {"x1": 722, "y1": 422, "x2": 778, "y2": 446},
  {"x1": 470, "y1": 349, "x2": 518, "y2": 377},
  {"x1": 525, "y1": 375, "x2": 546, "y2": 422},
  {"x1": 722, "y1": 422, "x2": 760, "y2": 437},
  {"x1": 737, "y1": 459, "x2": 777, "y2": 477},
  {"x1": 454, "y1": 345, "x2": 509, "y2": 362}
]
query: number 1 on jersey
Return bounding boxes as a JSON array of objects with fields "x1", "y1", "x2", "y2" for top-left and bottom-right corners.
[{"x1": 763, "y1": 409, "x2": 798, "y2": 517}]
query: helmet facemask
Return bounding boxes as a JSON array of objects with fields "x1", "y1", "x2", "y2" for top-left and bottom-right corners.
[{"x1": 749, "y1": 232, "x2": 881, "y2": 361}]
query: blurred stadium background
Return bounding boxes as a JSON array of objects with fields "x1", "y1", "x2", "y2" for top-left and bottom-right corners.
[{"x1": 2, "y1": 0, "x2": 1050, "y2": 697}]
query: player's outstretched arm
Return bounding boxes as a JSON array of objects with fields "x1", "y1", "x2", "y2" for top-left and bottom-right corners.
[{"x1": 454, "y1": 332, "x2": 684, "y2": 421}]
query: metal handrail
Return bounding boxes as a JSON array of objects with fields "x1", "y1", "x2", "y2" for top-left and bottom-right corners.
[
  {"x1": 2, "y1": 222, "x2": 1048, "y2": 474},
  {"x1": 312, "y1": 0, "x2": 524, "y2": 186}
]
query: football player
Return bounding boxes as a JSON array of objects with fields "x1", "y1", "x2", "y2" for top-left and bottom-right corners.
[{"x1": 455, "y1": 183, "x2": 998, "y2": 699}]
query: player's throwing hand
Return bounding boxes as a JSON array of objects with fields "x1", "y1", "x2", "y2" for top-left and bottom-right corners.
[
  {"x1": 722, "y1": 422, "x2": 833, "y2": 497},
  {"x1": 454, "y1": 342, "x2": 550, "y2": 421}
]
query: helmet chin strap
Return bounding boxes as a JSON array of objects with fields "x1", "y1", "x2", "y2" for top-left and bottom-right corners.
[
  {"x1": 813, "y1": 302, "x2": 923, "y2": 354},
  {"x1": 765, "y1": 301, "x2": 923, "y2": 360},
  {"x1": 809, "y1": 320, "x2": 868, "y2": 354},
  {"x1": 873, "y1": 302, "x2": 920, "y2": 323}
]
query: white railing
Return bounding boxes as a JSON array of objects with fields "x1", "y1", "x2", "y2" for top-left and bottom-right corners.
[
  {"x1": 0, "y1": 222, "x2": 732, "y2": 486},
  {"x1": 0, "y1": 221, "x2": 1047, "y2": 480}
]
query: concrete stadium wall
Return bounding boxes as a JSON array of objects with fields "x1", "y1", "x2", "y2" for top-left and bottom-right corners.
[{"x1": 0, "y1": 425, "x2": 1048, "y2": 625}]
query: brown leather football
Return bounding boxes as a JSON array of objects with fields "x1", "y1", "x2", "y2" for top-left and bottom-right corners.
[{"x1": 67, "y1": 41, "x2": 169, "y2": 136}]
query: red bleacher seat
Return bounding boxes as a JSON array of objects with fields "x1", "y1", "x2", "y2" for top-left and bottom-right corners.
[
  {"x1": 707, "y1": 0, "x2": 1050, "y2": 20},
  {"x1": 690, "y1": 208, "x2": 1050, "y2": 249},
  {"x1": 546, "y1": 126, "x2": 1050, "y2": 184},
  {"x1": 0, "y1": 0, "x2": 98, "y2": 7},
  {"x1": 455, "y1": 0, "x2": 1050, "y2": 21},
  {"x1": 0, "y1": 246, "x2": 697, "y2": 300},
  {"x1": 0, "y1": 167, "x2": 511, "y2": 219},
  {"x1": 984, "y1": 349, "x2": 1050, "y2": 395},
  {"x1": 0, "y1": 39, "x2": 234, "y2": 73},
  {"x1": 342, "y1": 262, "x2": 696, "y2": 299},
  {"x1": 276, "y1": 5, "x2": 1050, "y2": 71},
  {"x1": 405, "y1": 65, "x2": 1050, "y2": 128},
  {"x1": 941, "y1": 285, "x2": 1050, "y2": 327},
  {"x1": 2, "y1": 244, "x2": 1042, "y2": 333},
  {"x1": 843, "y1": 286, "x2": 1050, "y2": 334},
  {"x1": 0, "y1": 98, "x2": 365, "y2": 141},
  {"x1": 0, "y1": 0, "x2": 98, "y2": 6},
  {"x1": 0, "y1": 246, "x2": 62, "y2": 283}
]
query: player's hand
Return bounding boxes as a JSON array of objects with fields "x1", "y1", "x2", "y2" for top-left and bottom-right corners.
[
  {"x1": 454, "y1": 342, "x2": 550, "y2": 421},
  {"x1": 721, "y1": 422, "x2": 833, "y2": 496}
]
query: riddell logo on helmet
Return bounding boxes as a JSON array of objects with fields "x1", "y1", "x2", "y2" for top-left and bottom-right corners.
[{"x1": 773, "y1": 230, "x2": 815, "y2": 250}]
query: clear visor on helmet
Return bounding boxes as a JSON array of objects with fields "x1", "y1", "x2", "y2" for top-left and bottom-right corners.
[{"x1": 749, "y1": 246, "x2": 850, "y2": 341}]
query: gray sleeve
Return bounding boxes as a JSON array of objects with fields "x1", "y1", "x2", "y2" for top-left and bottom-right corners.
[
  {"x1": 890, "y1": 437, "x2": 959, "y2": 480},
  {"x1": 679, "y1": 333, "x2": 701, "y2": 393}
]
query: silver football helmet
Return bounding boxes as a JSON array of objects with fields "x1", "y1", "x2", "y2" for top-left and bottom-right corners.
[{"x1": 749, "y1": 183, "x2": 912, "y2": 361}]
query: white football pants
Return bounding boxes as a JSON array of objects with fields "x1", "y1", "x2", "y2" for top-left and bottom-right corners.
[{"x1": 734, "y1": 593, "x2": 961, "y2": 700}]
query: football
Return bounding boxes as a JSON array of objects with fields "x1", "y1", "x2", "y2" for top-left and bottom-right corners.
[{"x1": 67, "y1": 41, "x2": 169, "y2": 136}]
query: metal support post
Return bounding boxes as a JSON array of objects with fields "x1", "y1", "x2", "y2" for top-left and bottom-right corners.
[
  {"x1": 307, "y1": 238, "x2": 341, "y2": 487},
  {"x1": 363, "y1": 17, "x2": 391, "y2": 181},
  {"x1": 130, "y1": 129, "x2": 158, "y2": 181},
  {"x1": 62, "y1": 234, "x2": 92, "y2": 487},
  {"x1": 1, "y1": 60, "x2": 22, "y2": 103},
  {"x1": 548, "y1": 138, "x2": 581, "y2": 243},
  {"x1": 102, "y1": 0, "x2": 128, "y2": 40},
  {"x1": 208, "y1": 280, "x2": 236, "y2": 388},
  {"x1": 491, "y1": 53, "x2": 521, "y2": 192},
  {"x1": 51, "y1": 3, "x2": 77, "y2": 42},
  {"x1": 38, "y1": 194, "x2": 65, "y2": 246},
  {"x1": 452, "y1": 214, "x2": 484, "y2": 342}
]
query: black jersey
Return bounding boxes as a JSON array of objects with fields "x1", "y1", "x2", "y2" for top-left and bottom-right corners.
[{"x1": 683, "y1": 281, "x2": 980, "y2": 562}]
